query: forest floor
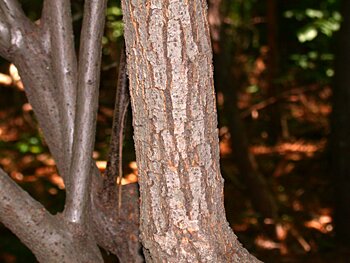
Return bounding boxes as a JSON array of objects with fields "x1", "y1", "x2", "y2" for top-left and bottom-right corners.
[{"x1": 0, "y1": 84, "x2": 349, "y2": 262}]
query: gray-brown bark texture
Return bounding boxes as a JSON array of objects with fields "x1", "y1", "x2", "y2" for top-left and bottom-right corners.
[{"x1": 121, "y1": 0, "x2": 261, "y2": 262}]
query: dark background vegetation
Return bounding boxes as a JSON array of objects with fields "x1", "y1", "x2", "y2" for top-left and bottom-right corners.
[{"x1": 0, "y1": 0, "x2": 349, "y2": 262}]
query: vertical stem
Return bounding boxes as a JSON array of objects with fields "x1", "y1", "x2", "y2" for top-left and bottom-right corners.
[
  {"x1": 64, "y1": 0, "x2": 108, "y2": 224},
  {"x1": 104, "y1": 44, "x2": 130, "y2": 206},
  {"x1": 42, "y1": 0, "x2": 78, "y2": 182}
]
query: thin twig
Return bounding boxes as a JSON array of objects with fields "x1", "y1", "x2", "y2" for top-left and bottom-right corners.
[{"x1": 104, "y1": 43, "x2": 130, "y2": 216}]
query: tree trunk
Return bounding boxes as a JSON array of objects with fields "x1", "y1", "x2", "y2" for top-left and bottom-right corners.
[
  {"x1": 331, "y1": 0, "x2": 350, "y2": 245},
  {"x1": 121, "y1": 0, "x2": 261, "y2": 261},
  {"x1": 209, "y1": 0, "x2": 278, "y2": 220},
  {"x1": 266, "y1": 0, "x2": 282, "y2": 143}
]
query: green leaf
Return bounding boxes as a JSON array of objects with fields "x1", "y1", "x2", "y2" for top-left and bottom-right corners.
[
  {"x1": 107, "y1": 6, "x2": 122, "y2": 17},
  {"x1": 17, "y1": 142, "x2": 29, "y2": 153},
  {"x1": 29, "y1": 137, "x2": 39, "y2": 145},
  {"x1": 305, "y1": 9, "x2": 323, "y2": 19},
  {"x1": 246, "y1": 85, "x2": 259, "y2": 93},
  {"x1": 297, "y1": 26, "x2": 318, "y2": 42},
  {"x1": 29, "y1": 145, "x2": 42, "y2": 154},
  {"x1": 326, "y1": 68, "x2": 334, "y2": 77},
  {"x1": 308, "y1": 51, "x2": 318, "y2": 59}
]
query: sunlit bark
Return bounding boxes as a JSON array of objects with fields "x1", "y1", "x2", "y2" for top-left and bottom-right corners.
[{"x1": 122, "y1": 0, "x2": 261, "y2": 261}]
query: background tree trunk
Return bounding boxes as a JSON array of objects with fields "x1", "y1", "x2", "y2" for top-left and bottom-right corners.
[
  {"x1": 266, "y1": 0, "x2": 282, "y2": 143},
  {"x1": 209, "y1": 0, "x2": 278, "y2": 220},
  {"x1": 121, "y1": 0, "x2": 261, "y2": 261},
  {"x1": 331, "y1": 0, "x2": 350, "y2": 245}
]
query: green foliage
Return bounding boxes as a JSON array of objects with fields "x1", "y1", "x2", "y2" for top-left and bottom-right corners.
[
  {"x1": 15, "y1": 135, "x2": 44, "y2": 154},
  {"x1": 226, "y1": 0, "x2": 261, "y2": 50},
  {"x1": 246, "y1": 84, "x2": 259, "y2": 94},
  {"x1": 102, "y1": 1, "x2": 124, "y2": 57},
  {"x1": 105, "y1": 2, "x2": 124, "y2": 43},
  {"x1": 282, "y1": 1, "x2": 341, "y2": 83},
  {"x1": 284, "y1": 9, "x2": 341, "y2": 42}
]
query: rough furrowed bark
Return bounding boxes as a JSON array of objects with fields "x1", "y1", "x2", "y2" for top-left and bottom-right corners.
[{"x1": 121, "y1": 0, "x2": 262, "y2": 262}]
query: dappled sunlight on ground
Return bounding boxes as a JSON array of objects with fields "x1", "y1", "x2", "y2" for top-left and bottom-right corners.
[
  {"x1": 251, "y1": 139, "x2": 326, "y2": 156},
  {"x1": 0, "y1": 61, "x2": 344, "y2": 262},
  {"x1": 96, "y1": 160, "x2": 138, "y2": 185}
]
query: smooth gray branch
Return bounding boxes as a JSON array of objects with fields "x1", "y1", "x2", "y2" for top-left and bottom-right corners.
[
  {"x1": 0, "y1": 168, "x2": 103, "y2": 262},
  {"x1": 0, "y1": 0, "x2": 32, "y2": 60},
  {"x1": 41, "y1": 0, "x2": 78, "y2": 185},
  {"x1": 64, "y1": 0, "x2": 108, "y2": 225},
  {"x1": 12, "y1": 42, "x2": 66, "y2": 180},
  {"x1": 0, "y1": 1, "x2": 74, "y2": 183},
  {"x1": 0, "y1": 168, "x2": 68, "y2": 261},
  {"x1": 0, "y1": 1, "x2": 65, "y2": 169},
  {"x1": 0, "y1": 9, "x2": 11, "y2": 59},
  {"x1": 0, "y1": 0, "x2": 28, "y2": 25}
]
